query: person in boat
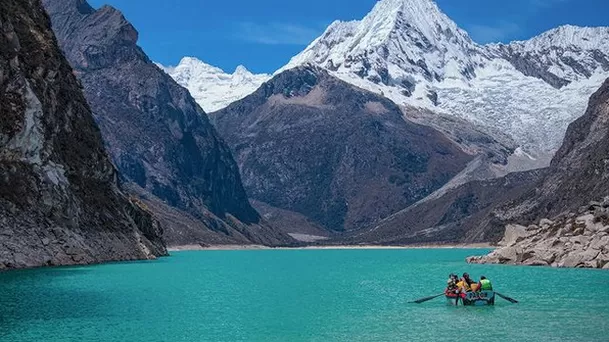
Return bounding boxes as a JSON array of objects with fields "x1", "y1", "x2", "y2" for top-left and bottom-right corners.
[
  {"x1": 446, "y1": 273, "x2": 459, "y2": 294},
  {"x1": 458, "y1": 273, "x2": 476, "y2": 292},
  {"x1": 477, "y1": 276, "x2": 493, "y2": 291}
]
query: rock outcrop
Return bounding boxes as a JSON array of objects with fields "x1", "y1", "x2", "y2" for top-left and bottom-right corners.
[
  {"x1": 42, "y1": 0, "x2": 293, "y2": 246},
  {"x1": 0, "y1": 0, "x2": 167, "y2": 269},
  {"x1": 213, "y1": 66, "x2": 473, "y2": 232},
  {"x1": 468, "y1": 200, "x2": 609, "y2": 269}
]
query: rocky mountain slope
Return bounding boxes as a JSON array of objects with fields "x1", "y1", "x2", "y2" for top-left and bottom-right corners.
[
  {"x1": 280, "y1": 0, "x2": 609, "y2": 154},
  {"x1": 42, "y1": 0, "x2": 292, "y2": 246},
  {"x1": 160, "y1": 57, "x2": 270, "y2": 112},
  {"x1": 344, "y1": 77, "x2": 609, "y2": 247},
  {"x1": 343, "y1": 169, "x2": 543, "y2": 245},
  {"x1": 212, "y1": 66, "x2": 474, "y2": 232},
  {"x1": 0, "y1": 0, "x2": 167, "y2": 269}
]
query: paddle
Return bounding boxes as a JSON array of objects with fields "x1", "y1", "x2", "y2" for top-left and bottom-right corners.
[
  {"x1": 409, "y1": 293, "x2": 445, "y2": 304},
  {"x1": 496, "y1": 292, "x2": 519, "y2": 303}
]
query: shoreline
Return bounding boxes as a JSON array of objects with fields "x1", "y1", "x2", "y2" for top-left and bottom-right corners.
[{"x1": 167, "y1": 243, "x2": 494, "y2": 252}]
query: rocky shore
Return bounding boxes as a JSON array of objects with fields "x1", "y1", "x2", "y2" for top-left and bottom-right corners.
[{"x1": 468, "y1": 199, "x2": 609, "y2": 269}]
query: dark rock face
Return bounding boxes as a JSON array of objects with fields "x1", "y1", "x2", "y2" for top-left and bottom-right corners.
[
  {"x1": 496, "y1": 46, "x2": 571, "y2": 89},
  {"x1": 213, "y1": 66, "x2": 472, "y2": 232},
  {"x1": 0, "y1": 0, "x2": 167, "y2": 269},
  {"x1": 43, "y1": 0, "x2": 292, "y2": 246},
  {"x1": 344, "y1": 170, "x2": 542, "y2": 245},
  {"x1": 494, "y1": 43, "x2": 609, "y2": 90}
]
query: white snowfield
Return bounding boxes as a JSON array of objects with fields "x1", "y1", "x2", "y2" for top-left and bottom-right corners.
[
  {"x1": 159, "y1": 57, "x2": 270, "y2": 113},
  {"x1": 165, "y1": 0, "x2": 609, "y2": 154}
]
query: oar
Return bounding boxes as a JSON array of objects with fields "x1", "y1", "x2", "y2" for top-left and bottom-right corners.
[
  {"x1": 496, "y1": 292, "x2": 519, "y2": 303},
  {"x1": 409, "y1": 293, "x2": 444, "y2": 304}
]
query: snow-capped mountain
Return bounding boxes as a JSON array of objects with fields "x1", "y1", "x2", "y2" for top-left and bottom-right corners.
[
  {"x1": 160, "y1": 57, "x2": 270, "y2": 112},
  {"x1": 280, "y1": 0, "x2": 609, "y2": 153}
]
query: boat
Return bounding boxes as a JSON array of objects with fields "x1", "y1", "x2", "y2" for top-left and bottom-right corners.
[{"x1": 445, "y1": 290, "x2": 495, "y2": 306}]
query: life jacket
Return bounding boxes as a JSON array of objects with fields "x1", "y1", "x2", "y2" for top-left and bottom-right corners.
[
  {"x1": 480, "y1": 279, "x2": 492, "y2": 291},
  {"x1": 457, "y1": 280, "x2": 470, "y2": 292}
]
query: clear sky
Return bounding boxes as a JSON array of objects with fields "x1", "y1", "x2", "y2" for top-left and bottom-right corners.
[{"x1": 88, "y1": 0, "x2": 609, "y2": 74}]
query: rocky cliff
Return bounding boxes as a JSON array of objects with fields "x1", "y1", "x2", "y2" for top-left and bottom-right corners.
[
  {"x1": 0, "y1": 0, "x2": 167, "y2": 269},
  {"x1": 213, "y1": 66, "x2": 473, "y2": 233},
  {"x1": 42, "y1": 0, "x2": 292, "y2": 246}
]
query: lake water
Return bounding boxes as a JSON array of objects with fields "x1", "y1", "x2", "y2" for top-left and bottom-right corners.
[{"x1": 0, "y1": 249, "x2": 608, "y2": 341}]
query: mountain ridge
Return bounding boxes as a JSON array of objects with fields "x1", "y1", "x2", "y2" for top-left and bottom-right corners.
[
  {"x1": 212, "y1": 65, "x2": 474, "y2": 233},
  {"x1": 43, "y1": 0, "x2": 293, "y2": 247},
  {"x1": 166, "y1": 0, "x2": 609, "y2": 156},
  {"x1": 280, "y1": 0, "x2": 609, "y2": 154},
  {"x1": 159, "y1": 57, "x2": 271, "y2": 112}
]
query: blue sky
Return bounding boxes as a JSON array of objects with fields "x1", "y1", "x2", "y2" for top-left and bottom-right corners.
[{"x1": 88, "y1": 0, "x2": 609, "y2": 74}]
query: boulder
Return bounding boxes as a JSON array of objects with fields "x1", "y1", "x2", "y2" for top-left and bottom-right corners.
[
  {"x1": 559, "y1": 255, "x2": 583, "y2": 268},
  {"x1": 527, "y1": 224, "x2": 540, "y2": 231},
  {"x1": 499, "y1": 224, "x2": 530, "y2": 247},
  {"x1": 495, "y1": 246, "x2": 521, "y2": 263},
  {"x1": 576, "y1": 214, "x2": 595, "y2": 226},
  {"x1": 570, "y1": 235, "x2": 591, "y2": 246},
  {"x1": 594, "y1": 207, "x2": 609, "y2": 222},
  {"x1": 589, "y1": 235, "x2": 609, "y2": 251},
  {"x1": 595, "y1": 253, "x2": 609, "y2": 268}
]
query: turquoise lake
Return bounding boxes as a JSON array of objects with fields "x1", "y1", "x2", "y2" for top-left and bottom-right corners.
[{"x1": 1, "y1": 249, "x2": 608, "y2": 341}]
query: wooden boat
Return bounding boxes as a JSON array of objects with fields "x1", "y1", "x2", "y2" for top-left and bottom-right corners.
[{"x1": 445, "y1": 290, "x2": 495, "y2": 306}]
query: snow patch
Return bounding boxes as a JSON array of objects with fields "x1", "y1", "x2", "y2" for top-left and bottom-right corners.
[{"x1": 159, "y1": 57, "x2": 270, "y2": 113}]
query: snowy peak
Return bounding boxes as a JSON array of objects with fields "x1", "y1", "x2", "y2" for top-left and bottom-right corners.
[
  {"x1": 363, "y1": 0, "x2": 470, "y2": 47},
  {"x1": 513, "y1": 25, "x2": 609, "y2": 52},
  {"x1": 160, "y1": 57, "x2": 270, "y2": 112},
  {"x1": 279, "y1": 0, "x2": 609, "y2": 154},
  {"x1": 234, "y1": 64, "x2": 251, "y2": 76},
  {"x1": 281, "y1": 0, "x2": 483, "y2": 98},
  {"x1": 490, "y1": 25, "x2": 609, "y2": 86}
]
